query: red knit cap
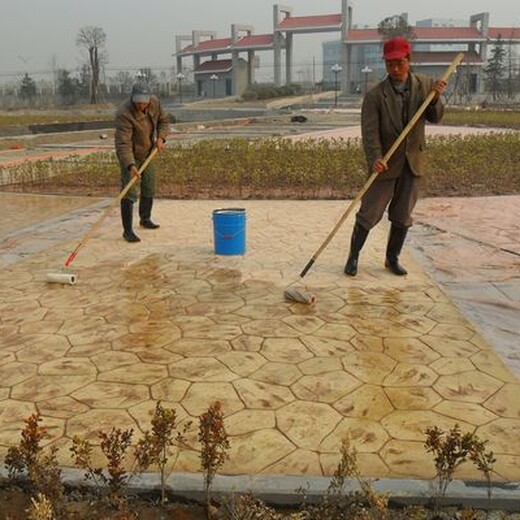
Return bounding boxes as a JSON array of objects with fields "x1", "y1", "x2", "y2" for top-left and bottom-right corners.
[{"x1": 383, "y1": 38, "x2": 411, "y2": 60}]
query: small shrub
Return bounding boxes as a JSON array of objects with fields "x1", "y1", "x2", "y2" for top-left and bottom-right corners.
[
  {"x1": 5, "y1": 412, "x2": 64, "y2": 515},
  {"x1": 301, "y1": 436, "x2": 389, "y2": 519},
  {"x1": 70, "y1": 427, "x2": 134, "y2": 510},
  {"x1": 26, "y1": 493, "x2": 55, "y2": 520},
  {"x1": 424, "y1": 424, "x2": 495, "y2": 511},
  {"x1": 199, "y1": 401, "x2": 231, "y2": 517},
  {"x1": 241, "y1": 89, "x2": 259, "y2": 102},
  {"x1": 134, "y1": 401, "x2": 192, "y2": 505}
]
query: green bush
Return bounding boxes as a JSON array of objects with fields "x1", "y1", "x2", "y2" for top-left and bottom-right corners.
[
  {"x1": 444, "y1": 107, "x2": 520, "y2": 130},
  {"x1": 3, "y1": 133, "x2": 520, "y2": 199},
  {"x1": 241, "y1": 83, "x2": 302, "y2": 101}
]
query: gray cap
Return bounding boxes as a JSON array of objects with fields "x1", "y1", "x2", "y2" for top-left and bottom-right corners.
[{"x1": 131, "y1": 84, "x2": 151, "y2": 103}]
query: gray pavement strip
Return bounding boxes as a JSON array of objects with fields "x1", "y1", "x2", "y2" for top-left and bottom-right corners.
[
  {"x1": 415, "y1": 220, "x2": 520, "y2": 258},
  {"x1": 2, "y1": 465, "x2": 519, "y2": 511},
  {"x1": 410, "y1": 222, "x2": 520, "y2": 377},
  {"x1": 0, "y1": 200, "x2": 111, "y2": 268}
]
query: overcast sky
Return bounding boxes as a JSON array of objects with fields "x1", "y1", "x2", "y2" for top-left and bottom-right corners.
[{"x1": 1, "y1": 0, "x2": 518, "y2": 82}]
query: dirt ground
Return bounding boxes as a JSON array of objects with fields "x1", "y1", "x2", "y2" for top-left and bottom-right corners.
[{"x1": 0, "y1": 484, "x2": 207, "y2": 519}]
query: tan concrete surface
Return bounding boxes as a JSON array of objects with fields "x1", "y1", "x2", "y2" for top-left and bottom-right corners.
[{"x1": 1, "y1": 192, "x2": 520, "y2": 483}]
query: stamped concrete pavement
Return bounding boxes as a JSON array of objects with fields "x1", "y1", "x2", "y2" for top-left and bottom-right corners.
[{"x1": 1, "y1": 192, "x2": 520, "y2": 485}]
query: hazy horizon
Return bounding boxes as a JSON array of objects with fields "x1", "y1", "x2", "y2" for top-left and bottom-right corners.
[{"x1": 1, "y1": 0, "x2": 518, "y2": 84}]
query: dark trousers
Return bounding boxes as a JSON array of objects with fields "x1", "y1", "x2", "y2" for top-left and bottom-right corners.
[{"x1": 356, "y1": 163, "x2": 420, "y2": 230}]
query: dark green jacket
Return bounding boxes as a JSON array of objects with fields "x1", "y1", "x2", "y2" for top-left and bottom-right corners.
[
  {"x1": 115, "y1": 95, "x2": 169, "y2": 169},
  {"x1": 361, "y1": 72, "x2": 444, "y2": 180}
]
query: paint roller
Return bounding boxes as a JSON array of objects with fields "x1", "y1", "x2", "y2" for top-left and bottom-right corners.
[
  {"x1": 46, "y1": 272, "x2": 77, "y2": 285},
  {"x1": 45, "y1": 148, "x2": 158, "y2": 285}
]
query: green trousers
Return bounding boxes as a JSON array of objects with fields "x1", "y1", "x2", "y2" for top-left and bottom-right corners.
[{"x1": 120, "y1": 161, "x2": 156, "y2": 203}]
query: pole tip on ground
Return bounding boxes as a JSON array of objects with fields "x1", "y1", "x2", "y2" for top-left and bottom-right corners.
[{"x1": 284, "y1": 287, "x2": 316, "y2": 305}]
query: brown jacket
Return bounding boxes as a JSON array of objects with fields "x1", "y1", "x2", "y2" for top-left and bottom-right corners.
[
  {"x1": 115, "y1": 95, "x2": 169, "y2": 169},
  {"x1": 361, "y1": 72, "x2": 444, "y2": 180}
]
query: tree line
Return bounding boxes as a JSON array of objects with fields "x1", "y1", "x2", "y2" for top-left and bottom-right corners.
[
  {"x1": 377, "y1": 14, "x2": 520, "y2": 103},
  {"x1": 10, "y1": 18, "x2": 520, "y2": 107}
]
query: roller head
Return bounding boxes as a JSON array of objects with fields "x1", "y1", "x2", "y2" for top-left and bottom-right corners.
[
  {"x1": 46, "y1": 272, "x2": 77, "y2": 285},
  {"x1": 284, "y1": 287, "x2": 316, "y2": 305}
]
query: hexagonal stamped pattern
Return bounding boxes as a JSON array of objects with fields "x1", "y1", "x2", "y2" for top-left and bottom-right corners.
[{"x1": 2, "y1": 197, "x2": 520, "y2": 483}]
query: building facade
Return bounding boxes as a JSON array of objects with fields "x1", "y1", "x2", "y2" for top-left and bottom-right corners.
[{"x1": 175, "y1": 2, "x2": 519, "y2": 98}]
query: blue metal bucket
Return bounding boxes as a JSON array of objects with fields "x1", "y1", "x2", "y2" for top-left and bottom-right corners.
[{"x1": 212, "y1": 208, "x2": 246, "y2": 255}]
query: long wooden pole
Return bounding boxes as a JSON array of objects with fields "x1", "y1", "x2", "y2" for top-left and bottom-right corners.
[
  {"x1": 299, "y1": 52, "x2": 464, "y2": 278},
  {"x1": 64, "y1": 148, "x2": 158, "y2": 267}
]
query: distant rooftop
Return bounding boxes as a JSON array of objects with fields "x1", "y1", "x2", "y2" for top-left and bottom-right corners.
[{"x1": 278, "y1": 14, "x2": 342, "y2": 31}]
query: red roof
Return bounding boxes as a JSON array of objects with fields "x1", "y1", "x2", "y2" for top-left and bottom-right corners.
[
  {"x1": 195, "y1": 59, "x2": 233, "y2": 74},
  {"x1": 346, "y1": 28, "x2": 380, "y2": 41},
  {"x1": 488, "y1": 27, "x2": 520, "y2": 39},
  {"x1": 181, "y1": 34, "x2": 274, "y2": 54},
  {"x1": 278, "y1": 14, "x2": 342, "y2": 30},
  {"x1": 181, "y1": 37, "x2": 232, "y2": 54},
  {"x1": 235, "y1": 34, "x2": 274, "y2": 48},
  {"x1": 414, "y1": 26, "x2": 483, "y2": 40},
  {"x1": 196, "y1": 37, "x2": 232, "y2": 51},
  {"x1": 347, "y1": 26, "x2": 484, "y2": 42},
  {"x1": 412, "y1": 51, "x2": 483, "y2": 65}
]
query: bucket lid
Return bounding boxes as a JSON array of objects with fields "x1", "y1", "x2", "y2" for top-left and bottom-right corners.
[{"x1": 213, "y1": 208, "x2": 245, "y2": 215}]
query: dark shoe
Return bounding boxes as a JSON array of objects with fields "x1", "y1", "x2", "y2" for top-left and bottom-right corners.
[
  {"x1": 123, "y1": 230, "x2": 141, "y2": 243},
  {"x1": 138, "y1": 197, "x2": 159, "y2": 229},
  {"x1": 385, "y1": 258, "x2": 407, "y2": 275},
  {"x1": 385, "y1": 224, "x2": 409, "y2": 276},
  {"x1": 344, "y1": 256, "x2": 359, "y2": 276},
  {"x1": 344, "y1": 223, "x2": 369, "y2": 277},
  {"x1": 139, "y1": 219, "x2": 160, "y2": 229}
]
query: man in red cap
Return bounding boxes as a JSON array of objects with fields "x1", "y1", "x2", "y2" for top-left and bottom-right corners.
[{"x1": 344, "y1": 37, "x2": 446, "y2": 276}]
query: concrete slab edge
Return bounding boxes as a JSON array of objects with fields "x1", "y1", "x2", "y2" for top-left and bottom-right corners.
[{"x1": 2, "y1": 465, "x2": 519, "y2": 511}]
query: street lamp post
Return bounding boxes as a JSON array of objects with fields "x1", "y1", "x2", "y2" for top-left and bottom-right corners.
[
  {"x1": 176, "y1": 72, "x2": 185, "y2": 104},
  {"x1": 210, "y1": 74, "x2": 219, "y2": 98},
  {"x1": 331, "y1": 63, "x2": 342, "y2": 108},
  {"x1": 361, "y1": 66, "x2": 372, "y2": 95}
]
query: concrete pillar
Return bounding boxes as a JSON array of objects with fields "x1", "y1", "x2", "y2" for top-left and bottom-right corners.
[
  {"x1": 285, "y1": 33, "x2": 293, "y2": 85},
  {"x1": 470, "y1": 12, "x2": 489, "y2": 94},
  {"x1": 247, "y1": 51, "x2": 255, "y2": 86},
  {"x1": 231, "y1": 24, "x2": 254, "y2": 94},
  {"x1": 175, "y1": 35, "x2": 192, "y2": 78},
  {"x1": 273, "y1": 32, "x2": 282, "y2": 87},
  {"x1": 232, "y1": 51, "x2": 240, "y2": 95},
  {"x1": 273, "y1": 5, "x2": 292, "y2": 86},
  {"x1": 341, "y1": 0, "x2": 352, "y2": 95}
]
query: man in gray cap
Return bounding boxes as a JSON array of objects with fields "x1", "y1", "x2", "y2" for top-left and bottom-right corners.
[
  {"x1": 115, "y1": 83, "x2": 169, "y2": 242},
  {"x1": 344, "y1": 37, "x2": 446, "y2": 276}
]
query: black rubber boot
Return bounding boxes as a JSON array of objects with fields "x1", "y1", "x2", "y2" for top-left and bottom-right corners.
[
  {"x1": 344, "y1": 223, "x2": 369, "y2": 276},
  {"x1": 385, "y1": 225, "x2": 408, "y2": 275},
  {"x1": 121, "y1": 199, "x2": 141, "y2": 242},
  {"x1": 139, "y1": 197, "x2": 160, "y2": 229}
]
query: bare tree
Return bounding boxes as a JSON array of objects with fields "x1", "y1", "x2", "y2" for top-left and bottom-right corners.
[
  {"x1": 76, "y1": 26, "x2": 107, "y2": 104},
  {"x1": 377, "y1": 14, "x2": 415, "y2": 41},
  {"x1": 113, "y1": 71, "x2": 135, "y2": 95}
]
